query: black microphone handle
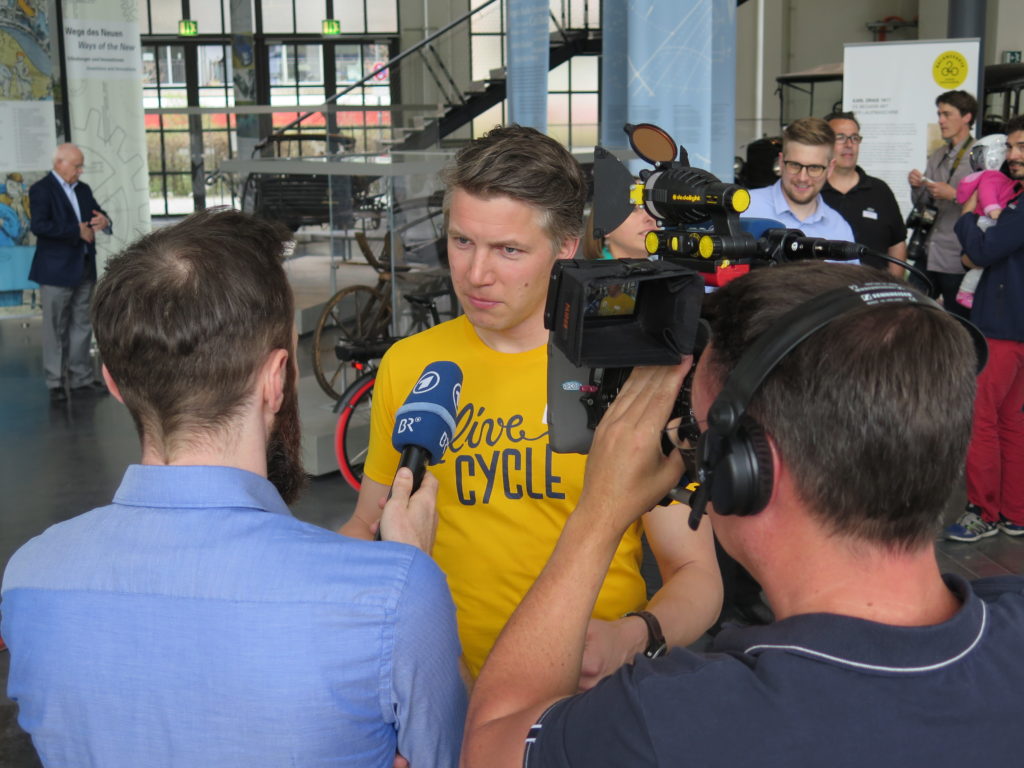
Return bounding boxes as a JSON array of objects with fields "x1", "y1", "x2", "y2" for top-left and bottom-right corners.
[
  {"x1": 397, "y1": 444, "x2": 429, "y2": 494},
  {"x1": 376, "y1": 445, "x2": 431, "y2": 540}
]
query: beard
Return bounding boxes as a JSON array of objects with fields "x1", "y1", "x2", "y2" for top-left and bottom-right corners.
[{"x1": 266, "y1": 364, "x2": 307, "y2": 505}]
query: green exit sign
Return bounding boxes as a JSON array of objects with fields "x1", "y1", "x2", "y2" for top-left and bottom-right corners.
[
  {"x1": 178, "y1": 19, "x2": 198, "y2": 36},
  {"x1": 322, "y1": 19, "x2": 341, "y2": 35}
]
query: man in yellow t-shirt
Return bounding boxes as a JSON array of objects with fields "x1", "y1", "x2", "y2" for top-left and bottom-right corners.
[{"x1": 342, "y1": 125, "x2": 721, "y2": 684}]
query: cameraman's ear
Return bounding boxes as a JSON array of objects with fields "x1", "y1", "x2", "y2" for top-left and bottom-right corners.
[
  {"x1": 556, "y1": 237, "x2": 580, "y2": 261},
  {"x1": 101, "y1": 365, "x2": 123, "y2": 404},
  {"x1": 763, "y1": 430, "x2": 785, "y2": 512}
]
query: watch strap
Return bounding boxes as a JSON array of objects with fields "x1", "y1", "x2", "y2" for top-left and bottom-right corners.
[{"x1": 624, "y1": 610, "x2": 667, "y2": 659}]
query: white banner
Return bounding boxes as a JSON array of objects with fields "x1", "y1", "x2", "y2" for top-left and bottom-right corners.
[
  {"x1": 64, "y1": 1, "x2": 150, "y2": 268},
  {"x1": 63, "y1": 19, "x2": 143, "y2": 80},
  {"x1": 843, "y1": 38, "x2": 981, "y2": 220}
]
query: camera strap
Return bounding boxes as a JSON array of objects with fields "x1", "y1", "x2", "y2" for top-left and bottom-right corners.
[{"x1": 945, "y1": 139, "x2": 972, "y2": 183}]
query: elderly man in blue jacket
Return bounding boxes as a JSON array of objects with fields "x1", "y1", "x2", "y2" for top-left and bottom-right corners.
[
  {"x1": 945, "y1": 115, "x2": 1024, "y2": 542},
  {"x1": 29, "y1": 143, "x2": 111, "y2": 402}
]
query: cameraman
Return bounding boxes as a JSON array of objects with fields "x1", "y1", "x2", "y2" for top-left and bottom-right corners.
[
  {"x1": 908, "y1": 90, "x2": 977, "y2": 318},
  {"x1": 464, "y1": 261, "x2": 1023, "y2": 768}
]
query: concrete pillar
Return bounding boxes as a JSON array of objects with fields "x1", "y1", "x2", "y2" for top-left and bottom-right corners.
[
  {"x1": 947, "y1": 0, "x2": 985, "y2": 132},
  {"x1": 601, "y1": 0, "x2": 736, "y2": 179}
]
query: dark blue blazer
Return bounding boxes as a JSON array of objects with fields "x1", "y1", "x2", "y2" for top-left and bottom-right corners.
[
  {"x1": 955, "y1": 190, "x2": 1024, "y2": 342},
  {"x1": 28, "y1": 172, "x2": 111, "y2": 288}
]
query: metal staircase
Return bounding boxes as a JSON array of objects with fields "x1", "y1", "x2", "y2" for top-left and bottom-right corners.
[
  {"x1": 255, "y1": 0, "x2": 601, "y2": 156},
  {"x1": 392, "y1": 27, "x2": 600, "y2": 150}
]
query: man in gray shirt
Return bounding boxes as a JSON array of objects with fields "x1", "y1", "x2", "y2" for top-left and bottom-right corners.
[{"x1": 908, "y1": 90, "x2": 977, "y2": 319}]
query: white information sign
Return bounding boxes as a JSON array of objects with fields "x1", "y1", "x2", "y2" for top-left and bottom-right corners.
[
  {"x1": 0, "y1": 101, "x2": 57, "y2": 170},
  {"x1": 844, "y1": 39, "x2": 981, "y2": 220}
]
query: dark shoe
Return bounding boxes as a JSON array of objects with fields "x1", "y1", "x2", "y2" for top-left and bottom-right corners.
[
  {"x1": 49, "y1": 387, "x2": 67, "y2": 402},
  {"x1": 999, "y1": 519, "x2": 1024, "y2": 537},
  {"x1": 71, "y1": 381, "x2": 109, "y2": 397}
]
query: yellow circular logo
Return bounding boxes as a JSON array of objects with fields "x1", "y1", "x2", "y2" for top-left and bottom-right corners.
[{"x1": 933, "y1": 51, "x2": 969, "y2": 89}]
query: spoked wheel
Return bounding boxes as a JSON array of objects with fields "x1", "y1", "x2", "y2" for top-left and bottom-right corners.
[
  {"x1": 312, "y1": 285, "x2": 389, "y2": 400},
  {"x1": 335, "y1": 374, "x2": 376, "y2": 491}
]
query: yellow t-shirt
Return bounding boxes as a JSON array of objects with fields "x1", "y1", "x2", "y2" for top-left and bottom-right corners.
[{"x1": 363, "y1": 316, "x2": 647, "y2": 676}]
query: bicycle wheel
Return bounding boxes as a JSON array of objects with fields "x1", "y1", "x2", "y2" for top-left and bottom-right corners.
[
  {"x1": 312, "y1": 285, "x2": 389, "y2": 400},
  {"x1": 335, "y1": 373, "x2": 376, "y2": 491}
]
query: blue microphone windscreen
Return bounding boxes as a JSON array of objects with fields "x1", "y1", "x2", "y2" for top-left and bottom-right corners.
[
  {"x1": 391, "y1": 361, "x2": 464, "y2": 463},
  {"x1": 739, "y1": 217, "x2": 786, "y2": 239}
]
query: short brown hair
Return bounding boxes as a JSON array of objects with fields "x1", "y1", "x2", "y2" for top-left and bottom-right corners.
[
  {"x1": 936, "y1": 90, "x2": 978, "y2": 127},
  {"x1": 441, "y1": 124, "x2": 587, "y2": 250},
  {"x1": 703, "y1": 262, "x2": 976, "y2": 550},
  {"x1": 92, "y1": 208, "x2": 294, "y2": 458},
  {"x1": 782, "y1": 117, "x2": 836, "y2": 155}
]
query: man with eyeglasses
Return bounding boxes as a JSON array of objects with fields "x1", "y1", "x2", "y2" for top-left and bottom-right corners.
[
  {"x1": 741, "y1": 117, "x2": 854, "y2": 242},
  {"x1": 821, "y1": 112, "x2": 908, "y2": 278}
]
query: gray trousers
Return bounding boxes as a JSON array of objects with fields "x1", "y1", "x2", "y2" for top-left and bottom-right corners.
[{"x1": 40, "y1": 281, "x2": 95, "y2": 389}]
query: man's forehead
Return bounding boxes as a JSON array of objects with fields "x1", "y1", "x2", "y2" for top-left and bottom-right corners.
[
  {"x1": 449, "y1": 188, "x2": 547, "y2": 234},
  {"x1": 1007, "y1": 130, "x2": 1024, "y2": 146},
  {"x1": 829, "y1": 118, "x2": 858, "y2": 133},
  {"x1": 783, "y1": 141, "x2": 831, "y2": 161}
]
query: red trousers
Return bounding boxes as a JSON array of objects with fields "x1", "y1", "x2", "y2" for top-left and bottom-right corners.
[{"x1": 968, "y1": 338, "x2": 1024, "y2": 524}]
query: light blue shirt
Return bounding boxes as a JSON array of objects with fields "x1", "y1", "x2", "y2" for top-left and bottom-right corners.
[
  {"x1": 50, "y1": 168, "x2": 81, "y2": 222},
  {"x1": 743, "y1": 180, "x2": 855, "y2": 242},
  {"x1": 2, "y1": 464, "x2": 465, "y2": 767}
]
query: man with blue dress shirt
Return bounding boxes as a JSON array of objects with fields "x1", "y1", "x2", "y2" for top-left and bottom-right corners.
[
  {"x1": 28, "y1": 143, "x2": 112, "y2": 402},
  {"x1": 2, "y1": 208, "x2": 466, "y2": 767},
  {"x1": 742, "y1": 117, "x2": 855, "y2": 242}
]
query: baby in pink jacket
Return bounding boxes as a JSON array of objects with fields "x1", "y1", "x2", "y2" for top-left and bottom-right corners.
[{"x1": 954, "y1": 135, "x2": 1014, "y2": 308}]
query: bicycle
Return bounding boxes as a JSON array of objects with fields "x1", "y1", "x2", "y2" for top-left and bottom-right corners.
[
  {"x1": 312, "y1": 229, "x2": 452, "y2": 401},
  {"x1": 332, "y1": 291, "x2": 448, "y2": 491},
  {"x1": 332, "y1": 337, "x2": 393, "y2": 492}
]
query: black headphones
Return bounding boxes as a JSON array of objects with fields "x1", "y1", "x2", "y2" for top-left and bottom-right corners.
[{"x1": 686, "y1": 282, "x2": 988, "y2": 530}]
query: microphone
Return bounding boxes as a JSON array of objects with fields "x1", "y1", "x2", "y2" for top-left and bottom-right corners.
[
  {"x1": 758, "y1": 229, "x2": 866, "y2": 263},
  {"x1": 391, "y1": 361, "x2": 463, "y2": 493}
]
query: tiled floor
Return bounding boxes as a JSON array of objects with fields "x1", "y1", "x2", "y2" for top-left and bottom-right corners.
[{"x1": 2, "y1": 255, "x2": 1023, "y2": 766}]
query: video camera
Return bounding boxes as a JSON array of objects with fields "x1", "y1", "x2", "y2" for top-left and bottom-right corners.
[
  {"x1": 545, "y1": 123, "x2": 874, "y2": 455},
  {"x1": 905, "y1": 203, "x2": 938, "y2": 265}
]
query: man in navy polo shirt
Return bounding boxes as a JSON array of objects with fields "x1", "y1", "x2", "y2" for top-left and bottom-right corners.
[
  {"x1": 2, "y1": 209, "x2": 465, "y2": 767},
  {"x1": 463, "y1": 261, "x2": 1023, "y2": 768}
]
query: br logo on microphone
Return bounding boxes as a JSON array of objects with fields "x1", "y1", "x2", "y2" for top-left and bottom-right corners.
[
  {"x1": 412, "y1": 370, "x2": 441, "y2": 394},
  {"x1": 396, "y1": 416, "x2": 420, "y2": 434}
]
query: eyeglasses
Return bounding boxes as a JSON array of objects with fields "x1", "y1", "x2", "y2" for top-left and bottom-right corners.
[
  {"x1": 782, "y1": 161, "x2": 828, "y2": 179},
  {"x1": 834, "y1": 134, "x2": 863, "y2": 145}
]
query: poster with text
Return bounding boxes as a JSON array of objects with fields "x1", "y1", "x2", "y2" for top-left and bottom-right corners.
[
  {"x1": 844, "y1": 39, "x2": 980, "y2": 221},
  {"x1": 64, "y1": 0, "x2": 150, "y2": 268},
  {"x1": 0, "y1": 0, "x2": 56, "y2": 252}
]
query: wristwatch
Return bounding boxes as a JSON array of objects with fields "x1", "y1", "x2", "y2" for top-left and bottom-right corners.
[{"x1": 624, "y1": 610, "x2": 667, "y2": 659}]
